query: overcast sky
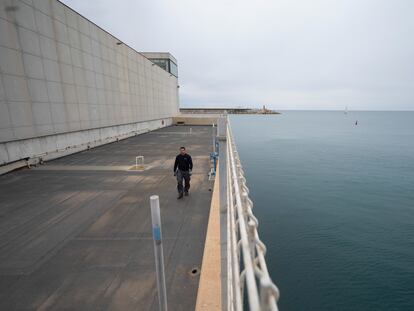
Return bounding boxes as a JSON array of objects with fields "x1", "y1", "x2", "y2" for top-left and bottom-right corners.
[{"x1": 62, "y1": 0, "x2": 414, "y2": 110}]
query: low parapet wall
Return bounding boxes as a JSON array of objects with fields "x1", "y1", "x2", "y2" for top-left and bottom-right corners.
[
  {"x1": 0, "y1": 118, "x2": 172, "y2": 175},
  {"x1": 173, "y1": 114, "x2": 219, "y2": 125}
]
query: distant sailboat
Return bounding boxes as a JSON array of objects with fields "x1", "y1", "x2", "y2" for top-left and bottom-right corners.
[{"x1": 344, "y1": 106, "x2": 348, "y2": 114}]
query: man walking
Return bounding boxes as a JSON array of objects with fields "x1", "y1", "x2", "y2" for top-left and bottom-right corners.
[{"x1": 174, "y1": 146, "x2": 193, "y2": 199}]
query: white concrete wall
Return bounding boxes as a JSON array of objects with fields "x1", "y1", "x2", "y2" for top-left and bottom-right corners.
[
  {"x1": 0, "y1": 118, "x2": 173, "y2": 169},
  {"x1": 0, "y1": 0, "x2": 179, "y2": 165}
]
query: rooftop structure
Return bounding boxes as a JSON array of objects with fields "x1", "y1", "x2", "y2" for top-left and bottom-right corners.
[
  {"x1": 0, "y1": 125, "x2": 213, "y2": 310},
  {"x1": 0, "y1": 0, "x2": 179, "y2": 173},
  {"x1": 141, "y1": 52, "x2": 178, "y2": 77}
]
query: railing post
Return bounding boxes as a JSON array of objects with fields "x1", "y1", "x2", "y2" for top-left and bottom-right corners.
[
  {"x1": 217, "y1": 116, "x2": 227, "y2": 214},
  {"x1": 150, "y1": 195, "x2": 168, "y2": 311},
  {"x1": 212, "y1": 123, "x2": 216, "y2": 153},
  {"x1": 217, "y1": 115, "x2": 228, "y2": 310}
]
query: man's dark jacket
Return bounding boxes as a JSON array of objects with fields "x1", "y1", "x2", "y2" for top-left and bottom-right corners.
[{"x1": 174, "y1": 154, "x2": 193, "y2": 172}]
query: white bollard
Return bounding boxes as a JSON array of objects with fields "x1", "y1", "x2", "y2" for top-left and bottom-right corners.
[{"x1": 150, "y1": 195, "x2": 168, "y2": 311}]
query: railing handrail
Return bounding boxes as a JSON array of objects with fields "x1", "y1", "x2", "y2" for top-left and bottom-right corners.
[{"x1": 226, "y1": 118, "x2": 280, "y2": 311}]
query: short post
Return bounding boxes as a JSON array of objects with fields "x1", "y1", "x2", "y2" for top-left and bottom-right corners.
[
  {"x1": 150, "y1": 195, "x2": 168, "y2": 311},
  {"x1": 135, "y1": 156, "x2": 144, "y2": 169}
]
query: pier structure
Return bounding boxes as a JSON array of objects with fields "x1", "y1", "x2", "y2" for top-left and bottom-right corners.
[
  {"x1": 0, "y1": 125, "x2": 213, "y2": 310},
  {"x1": 180, "y1": 107, "x2": 280, "y2": 115},
  {"x1": 0, "y1": 0, "x2": 279, "y2": 310}
]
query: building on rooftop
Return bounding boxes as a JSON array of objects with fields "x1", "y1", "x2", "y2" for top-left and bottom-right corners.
[{"x1": 141, "y1": 52, "x2": 178, "y2": 77}]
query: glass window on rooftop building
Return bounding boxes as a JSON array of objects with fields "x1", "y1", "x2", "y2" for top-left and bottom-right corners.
[
  {"x1": 152, "y1": 59, "x2": 169, "y2": 72},
  {"x1": 149, "y1": 58, "x2": 178, "y2": 77},
  {"x1": 170, "y1": 61, "x2": 178, "y2": 77}
]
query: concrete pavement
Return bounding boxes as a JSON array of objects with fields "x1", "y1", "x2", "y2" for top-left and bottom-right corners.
[{"x1": 0, "y1": 125, "x2": 214, "y2": 310}]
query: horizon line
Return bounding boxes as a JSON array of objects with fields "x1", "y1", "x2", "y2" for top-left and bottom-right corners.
[{"x1": 179, "y1": 107, "x2": 414, "y2": 112}]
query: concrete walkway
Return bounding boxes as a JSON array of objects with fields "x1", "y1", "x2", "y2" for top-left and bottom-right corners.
[{"x1": 0, "y1": 125, "x2": 214, "y2": 310}]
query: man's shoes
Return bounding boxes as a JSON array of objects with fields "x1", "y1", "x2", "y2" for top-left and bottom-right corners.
[
  {"x1": 184, "y1": 191, "x2": 189, "y2": 196},
  {"x1": 177, "y1": 193, "x2": 183, "y2": 199}
]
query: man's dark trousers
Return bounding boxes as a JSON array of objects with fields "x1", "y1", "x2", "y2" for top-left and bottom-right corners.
[{"x1": 176, "y1": 169, "x2": 190, "y2": 194}]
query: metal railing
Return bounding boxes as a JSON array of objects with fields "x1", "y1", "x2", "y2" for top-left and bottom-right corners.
[{"x1": 226, "y1": 119, "x2": 280, "y2": 311}]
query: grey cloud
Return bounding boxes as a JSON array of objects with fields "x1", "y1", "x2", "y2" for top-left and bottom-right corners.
[{"x1": 62, "y1": 0, "x2": 414, "y2": 110}]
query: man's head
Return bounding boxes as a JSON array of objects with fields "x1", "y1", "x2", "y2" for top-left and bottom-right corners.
[{"x1": 180, "y1": 146, "x2": 186, "y2": 155}]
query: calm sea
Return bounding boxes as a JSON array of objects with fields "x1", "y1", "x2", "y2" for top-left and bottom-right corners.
[{"x1": 231, "y1": 111, "x2": 414, "y2": 311}]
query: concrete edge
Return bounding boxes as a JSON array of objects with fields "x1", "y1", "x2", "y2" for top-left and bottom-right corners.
[
  {"x1": 195, "y1": 161, "x2": 222, "y2": 311},
  {"x1": 173, "y1": 115, "x2": 219, "y2": 126}
]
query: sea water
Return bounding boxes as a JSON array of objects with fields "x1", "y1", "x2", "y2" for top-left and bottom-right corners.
[{"x1": 231, "y1": 111, "x2": 414, "y2": 311}]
